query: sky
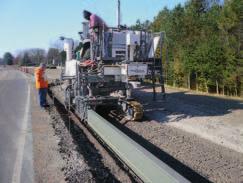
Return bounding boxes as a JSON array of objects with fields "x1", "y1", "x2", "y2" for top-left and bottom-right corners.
[{"x1": 0, "y1": 0, "x2": 187, "y2": 57}]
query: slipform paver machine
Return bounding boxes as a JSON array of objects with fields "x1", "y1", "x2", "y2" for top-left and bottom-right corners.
[{"x1": 61, "y1": 3, "x2": 165, "y2": 121}]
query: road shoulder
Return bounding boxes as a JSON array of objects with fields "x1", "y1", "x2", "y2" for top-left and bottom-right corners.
[{"x1": 29, "y1": 76, "x2": 65, "y2": 183}]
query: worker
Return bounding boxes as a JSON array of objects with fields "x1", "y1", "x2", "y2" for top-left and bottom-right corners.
[
  {"x1": 83, "y1": 10, "x2": 108, "y2": 30},
  {"x1": 35, "y1": 63, "x2": 49, "y2": 108},
  {"x1": 83, "y1": 10, "x2": 109, "y2": 58}
]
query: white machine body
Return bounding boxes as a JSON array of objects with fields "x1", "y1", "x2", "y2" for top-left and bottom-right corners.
[
  {"x1": 64, "y1": 38, "x2": 74, "y2": 61},
  {"x1": 103, "y1": 63, "x2": 148, "y2": 83},
  {"x1": 63, "y1": 23, "x2": 162, "y2": 80},
  {"x1": 100, "y1": 28, "x2": 160, "y2": 62},
  {"x1": 64, "y1": 59, "x2": 78, "y2": 77},
  {"x1": 82, "y1": 22, "x2": 90, "y2": 39}
]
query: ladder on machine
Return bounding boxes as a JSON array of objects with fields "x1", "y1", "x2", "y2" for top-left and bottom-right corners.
[{"x1": 151, "y1": 32, "x2": 166, "y2": 101}]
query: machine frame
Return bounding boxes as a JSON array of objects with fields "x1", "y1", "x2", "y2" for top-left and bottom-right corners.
[{"x1": 61, "y1": 22, "x2": 165, "y2": 121}]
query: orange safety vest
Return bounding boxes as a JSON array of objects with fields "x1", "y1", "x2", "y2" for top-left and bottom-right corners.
[{"x1": 35, "y1": 67, "x2": 48, "y2": 89}]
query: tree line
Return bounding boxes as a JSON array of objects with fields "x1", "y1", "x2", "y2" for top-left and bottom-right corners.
[
  {"x1": 1, "y1": 38, "x2": 82, "y2": 67},
  {"x1": 2, "y1": 48, "x2": 66, "y2": 67},
  {"x1": 1, "y1": 38, "x2": 67, "y2": 68},
  {"x1": 133, "y1": 0, "x2": 242, "y2": 97}
]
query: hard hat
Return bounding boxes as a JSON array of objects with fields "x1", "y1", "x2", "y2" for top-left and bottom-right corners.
[
  {"x1": 83, "y1": 10, "x2": 91, "y2": 20},
  {"x1": 40, "y1": 63, "x2": 46, "y2": 68}
]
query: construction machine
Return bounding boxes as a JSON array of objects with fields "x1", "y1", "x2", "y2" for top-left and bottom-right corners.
[{"x1": 60, "y1": 1, "x2": 165, "y2": 121}]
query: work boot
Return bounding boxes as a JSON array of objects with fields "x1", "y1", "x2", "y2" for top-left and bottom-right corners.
[{"x1": 43, "y1": 104, "x2": 50, "y2": 108}]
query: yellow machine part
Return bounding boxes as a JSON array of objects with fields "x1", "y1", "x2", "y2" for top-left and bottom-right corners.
[{"x1": 127, "y1": 100, "x2": 143, "y2": 121}]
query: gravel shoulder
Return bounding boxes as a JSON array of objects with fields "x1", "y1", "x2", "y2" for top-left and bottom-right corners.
[
  {"x1": 30, "y1": 76, "x2": 66, "y2": 183},
  {"x1": 134, "y1": 86, "x2": 243, "y2": 153}
]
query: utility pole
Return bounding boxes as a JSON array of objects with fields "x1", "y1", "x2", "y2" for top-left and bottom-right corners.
[{"x1": 117, "y1": 0, "x2": 121, "y2": 28}]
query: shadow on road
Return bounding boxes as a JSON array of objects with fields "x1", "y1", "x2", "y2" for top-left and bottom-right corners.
[{"x1": 133, "y1": 86, "x2": 243, "y2": 123}]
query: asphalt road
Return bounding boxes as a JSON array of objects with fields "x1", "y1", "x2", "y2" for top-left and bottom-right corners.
[{"x1": 0, "y1": 67, "x2": 33, "y2": 183}]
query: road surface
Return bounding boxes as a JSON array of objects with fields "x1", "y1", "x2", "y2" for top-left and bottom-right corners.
[{"x1": 0, "y1": 67, "x2": 33, "y2": 183}]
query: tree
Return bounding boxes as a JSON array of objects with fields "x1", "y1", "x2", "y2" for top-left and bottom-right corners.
[
  {"x1": 20, "y1": 53, "x2": 31, "y2": 66},
  {"x1": 3, "y1": 52, "x2": 14, "y2": 65},
  {"x1": 47, "y1": 48, "x2": 59, "y2": 65},
  {"x1": 130, "y1": 19, "x2": 151, "y2": 30},
  {"x1": 130, "y1": 0, "x2": 242, "y2": 96},
  {"x1": 59, "y1": 51, "x2": 66, "y2": 66},
  {"x1": 13, "y1": 55, "x2": 21, "y2": 65},
  {"x1": 28, "y1": 49, "x2": 46, "y2": 65},
  {"x1": 16, "y1": 49, "x2": 46, "y2": 66}
]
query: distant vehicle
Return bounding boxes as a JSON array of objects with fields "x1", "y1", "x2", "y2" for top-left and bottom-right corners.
[
  {"x1": 46, "y1": 64, "x2": 57, "y2": 69},
  {"x1": 26, "y1": 63, "x2": 38, "y2": 67}
]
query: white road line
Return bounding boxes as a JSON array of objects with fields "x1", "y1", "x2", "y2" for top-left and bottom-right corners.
[{"x1": 12, "y1": 79, "x2": 31, "y2": 183}]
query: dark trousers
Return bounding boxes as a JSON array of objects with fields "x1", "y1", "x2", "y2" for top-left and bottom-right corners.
[{"x1": 38, "y1": 88, "x2": 47, "y2": 107}]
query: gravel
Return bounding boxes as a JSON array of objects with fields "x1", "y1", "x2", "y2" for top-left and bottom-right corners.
[
  {"x1": 121, "y1": 86, "x2": 243, "y2": 183},
  {"x1": 46, "y1": 93, "x2": 133, "y2": 183},
  {"x1": 139, "y1": 86, "x2": 243, "y2": 154},
  {"x1": 30, "y1": 77, "x2": 66, "y2": 183},
  {"x1": 121, "y1": 120, "x2": 243, "y2": 183}
]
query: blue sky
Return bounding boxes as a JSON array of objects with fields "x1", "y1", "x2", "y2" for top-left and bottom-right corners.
[{"x1": 0, "y1": 0, "x2": 187, "y2": 57}]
